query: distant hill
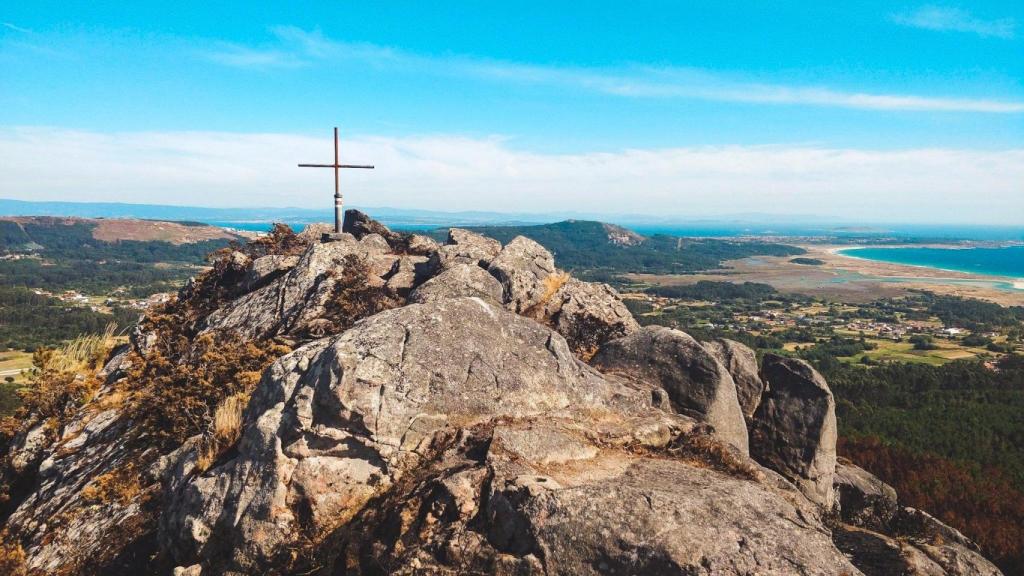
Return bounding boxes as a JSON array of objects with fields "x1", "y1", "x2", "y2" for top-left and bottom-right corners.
[
  {"x1": 454, "y1": 219, "x2": 805, "y2": 276},
  {"x1": 0, "y1": 216, "x2": 243, "y2": 249},
  {"x1": 0, "y1": 217, "x2": 244, "y2": 296}
]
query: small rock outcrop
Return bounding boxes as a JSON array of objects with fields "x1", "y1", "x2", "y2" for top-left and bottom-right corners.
[
  {"x1": 834, "y1": 457, "x2": 899, "y2": 531},
  {"x1": 703, "y1": 338, "x2": 765, "y2": 418},
  {"x1": 241, "y1": 254, "x2": 299, "y2": 292},
  {"x1": 750, "y1": 354, "x2": 837, "y2": 507},
  {"x1": 202, "y1": 236, "x2": 398, "y2": 339},
  {"x1": 408, "y1": 262, "x2": 505, "y2": 304},
  {"x1": 342, "y1": 208, "x2": 402, "y2": 244},
  {"x1": 487, "y1": 235, "x2": 560, "y2": 313},
  {"x1": 591, "y1": 326, "x2": 749, "y2": 453},
  {"x1": 434, "y1": 228, "x2": 502, "y2": 269}
]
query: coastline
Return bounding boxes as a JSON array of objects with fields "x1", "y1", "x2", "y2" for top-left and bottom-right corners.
[
  {"x1": 835, "y1": 242, "x2": 1019, "y2": 286},
  {"x1": 836, "y1": 245, "x2": 1024, "y2": 282},
  {"x1": 632, "y1": 243, "x2": 1024, "y2": 307}
]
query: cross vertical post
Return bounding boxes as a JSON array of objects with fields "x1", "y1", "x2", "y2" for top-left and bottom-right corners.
[
  {"x1": 299, "y1": 127, "x2": 374, "y2": 234},
  {"x1": 333, "y1": 127, "x2": 341, "y2": 232}
]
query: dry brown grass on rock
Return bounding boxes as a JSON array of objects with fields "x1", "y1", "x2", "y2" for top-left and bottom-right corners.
[
  {"x1": 321, "y1": 255, "x2": 402, "y2": 335},
  {"x1": 79, "y1": 464, "x2": 142, "y2": 506},
  {"x1": 0, "y1": 327, "x2": 117, "y2": 445},
  {"x1": 627, "y1": 429, "x2": 759, "y2": 481},
  {"x1": 126, "y1": 331, "x2": 290, "y2": 450},
  {"x1": 241, "y1": 223, "x2": 309, "y2": 259},
  {"x1": 195, "y1": 392, "x2": 249, "y2": 472}
]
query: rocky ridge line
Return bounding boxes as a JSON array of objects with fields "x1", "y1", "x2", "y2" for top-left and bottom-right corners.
[{"x1": 0, "y1": 210, "x2": 1003, "y2": 576}]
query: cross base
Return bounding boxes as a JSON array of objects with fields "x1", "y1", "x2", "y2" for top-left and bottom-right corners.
[{"x1": 321, "y1": 232, "x2": 355, "y2": 243}]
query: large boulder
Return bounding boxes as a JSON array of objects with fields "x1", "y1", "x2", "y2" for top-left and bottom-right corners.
[
  {"x1": 342, "y1": 209, "x2": 400, "y2": 243},
  {"x1": 407, "y1": 263, "x2": 504, "y2": 304},
  {"x1": 703, "y1": 338, "x2": 765, "y2": 419},
  {"x1": 534, "y1": 278, "x2": 640, "y2": 357},
  {"x1": 164, "y1": 298, "x2": 648, "y2": 572},
  {"x1": 834, "y1": 458, "x2": 899, "y2": 531},
  {"x1": 332, "y1": 417, "x2": 861, "y2": 576},
  {"x1": 750, "y1": 354, "x2": 837, "y2": 507},
  {"x1": 433, "y1": 228, "x2": 502, "y2": 270},
  {"x1": 591, "y1": 326, "x2": 749, "y2": 454},
  {"x1": 487, "y1": 236, "x2": 560, "y2": 313}
]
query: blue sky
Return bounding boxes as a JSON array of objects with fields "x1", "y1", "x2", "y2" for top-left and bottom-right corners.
[{"x1": 1, "y1": 1, "x2": 1022, "y2": 223}]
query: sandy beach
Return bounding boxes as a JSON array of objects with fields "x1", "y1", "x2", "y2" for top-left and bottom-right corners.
[{"x1": 629, "y1": 243, "x2": 1024, "y2": 306}]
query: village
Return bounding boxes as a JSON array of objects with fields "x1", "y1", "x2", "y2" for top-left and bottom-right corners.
[
  {"x1": 625, "y1": 288, "x2": 1018, "y2": 367},
  {"x1": 30, "y1": 288, "x2": 170, "y2": 313}
]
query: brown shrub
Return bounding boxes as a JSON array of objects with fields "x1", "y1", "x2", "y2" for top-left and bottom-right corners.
[
  {"x1": 320, "y1": 255, "x2": 402, "y2": 334},
  {"x1": 0, "y1": 530, "x2": 26, "y2": 576},
  {"x1": 241, "y1": 223, "x2": 309, "y2": 259},
  {"x1": 80, "y1": 464, "x2": 141, "y2": 505},
  {"x1": 126, "y1": 331, "x2": 290, "y2": 449},
  {"x1": 6, "y1": 345, "x2": 103, "y2": 440}
]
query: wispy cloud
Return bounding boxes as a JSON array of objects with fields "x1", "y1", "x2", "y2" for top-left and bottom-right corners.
[
  {"x1": 2, "y1": 127, "x2": 1022, "y2": 224},
  {"x1": 892, "y1": 6, "x2": 1016, "y2": 39},
  {"x1": 204, "y1": 43, "x2": 306, "y2": 69},
  {"x1": 2, "y1": 22, "x2": 32, "y2": 34},
  {"x1": 203, "y1": 26, "x2": 1024, "y2": 113}
]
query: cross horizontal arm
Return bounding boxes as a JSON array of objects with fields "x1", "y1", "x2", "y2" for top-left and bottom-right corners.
[{"x1": 298, "y1": 163, "x2": 375, "y2": 169}]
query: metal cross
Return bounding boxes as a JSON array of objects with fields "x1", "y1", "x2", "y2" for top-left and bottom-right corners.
[{"x1": 298, "y1": 127, "x2": 374, "y2": 233}]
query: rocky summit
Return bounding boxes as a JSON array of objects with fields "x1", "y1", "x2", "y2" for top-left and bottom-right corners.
[{"x1": 0, "y1": 211, "x2": 1004, "y2": 575}]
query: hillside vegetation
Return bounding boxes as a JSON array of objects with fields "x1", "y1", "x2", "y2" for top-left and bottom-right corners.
[
  {"x1": 0, "y1": 287, "x2": 137, "y2": 352},
  {"x1": 457, "y1": 220, "x2": 805, "y2": 275},
  {"x1": 0, "y1": 218, "x2": 239, "y2": 296}
]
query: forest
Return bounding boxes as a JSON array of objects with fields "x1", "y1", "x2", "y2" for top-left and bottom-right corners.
[{"x1": 462, "y1": 220, "x2": 806, "y2": 274}]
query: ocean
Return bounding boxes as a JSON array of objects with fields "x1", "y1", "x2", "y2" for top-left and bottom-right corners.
[{"x1": 840, "y1": 246, "x2": 1024, "y2": 279}]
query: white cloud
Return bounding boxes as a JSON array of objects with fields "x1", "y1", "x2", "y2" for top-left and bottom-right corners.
[
  {"x1": 201, "y1": 27, "x2": 1024, "y2": 114},
  {"x1": 893, "y1": 6, "x2": 1016, "y2": 39},
  {"x1": 1, "y1": 127, "x2": 1022, "y2": 224}
]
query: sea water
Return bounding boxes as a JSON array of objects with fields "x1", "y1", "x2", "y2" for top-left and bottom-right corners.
[{"x1": 839, "y1": 246, "x2": 1024, "y2": 280}]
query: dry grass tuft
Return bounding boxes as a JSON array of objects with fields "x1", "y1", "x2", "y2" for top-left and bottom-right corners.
[
  {"x1": 37, "y1": 324, "x2": 117, "y2": 376},
  {"x1": 196, "y1": 392, "x2": 249, "y2": 472},
  {"x1": 0, "y1": 326, "x2": 118, "y2": 445},
  {"x1": 212, "y1": 392, "x2": 247, "y2": 445}
]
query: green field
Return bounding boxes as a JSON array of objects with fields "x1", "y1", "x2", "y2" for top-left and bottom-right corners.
[
  {"x1": 837, "y1": 337, "x2": 991, "y2": 366},
  {"x1": 0, "y1": 350, "x2": 32, "y2": 382},
  {"x1": 0, "y1": 350, "x2": 31, "y2": 416}
]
